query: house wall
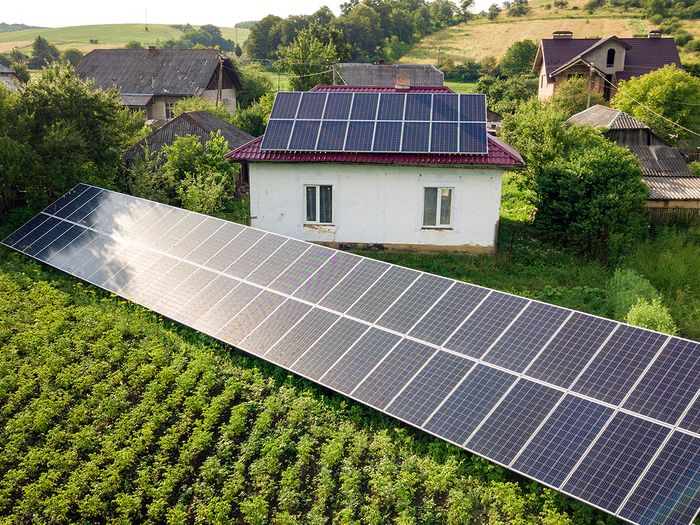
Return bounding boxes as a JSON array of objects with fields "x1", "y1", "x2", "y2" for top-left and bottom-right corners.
[
  {"x1": 584, "y1": 41, "x2": 627, "y2": 73},
  {"x1": 202, "y1": 88, "x2": 237, "y2": 111},
  {"x1": 248, "y1": 162, "x2": 504, "y2": 253},
  {"x1": 606, "y1": 129, "x2": 666, "y2": 147},
  {"x1": 537, "y1": 63, "x2": 555, "y2": 100}
]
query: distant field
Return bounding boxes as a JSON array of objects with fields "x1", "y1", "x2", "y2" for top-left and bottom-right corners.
[
  {"x1": 444, "y1": 80, "x2": 477, "y2": 93},
  {"x1": 400, "y1": 0, "x2": 699, "y2": 64},
  {"x1": 0, "y1": 24, "x2": 249, "y2": 54}
]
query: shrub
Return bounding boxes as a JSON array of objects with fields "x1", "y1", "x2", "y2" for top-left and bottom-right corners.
[
  {"x1": 690, "y1": 161, "x2": 700, "y2": 177},
  {"x1": 625, "y1": 298, "x2": 678, "y2": 335},
  {"x1": 606, "y1": 268, "x2": 659, "y2": 320}
]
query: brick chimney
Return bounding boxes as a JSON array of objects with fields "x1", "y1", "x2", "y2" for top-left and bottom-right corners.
[
  {"x1": 395, "y1": 73, "x2": 411, "y2": 91},
  {"x1": 553, "y1": 31, "x2": 573, "y2": 39}
]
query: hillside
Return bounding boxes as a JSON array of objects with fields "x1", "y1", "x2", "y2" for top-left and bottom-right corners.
[
  {"x1": 400, "y1": 0, "x2": 700, "y2": 65},
  {"x1": 0, "y1": 24, "x2": 249, "y2": 54}
]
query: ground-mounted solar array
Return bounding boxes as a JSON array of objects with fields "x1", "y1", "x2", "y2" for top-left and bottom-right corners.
[
  {"x1": 260, "y1": 91, "x2": 489, "y2": 154},
  {"x1": 3, "y1": 184, "x2": 700, "y2": 525}
]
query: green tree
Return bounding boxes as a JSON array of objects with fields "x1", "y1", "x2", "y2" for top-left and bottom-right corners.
[
  {"x1": 476, "y1": 73, "x2": 537, "y2": 114},
  {"x1": 275, "y1": 29, "x2": 336, "y2": 91},
  {"x1": 507, "y1": 0, "x2": 531, "y2": 16},
  {"x1": 125, "y1": 40, "x2": 143, "y2": 49},
  {"x1": 487, "y1": 4, "x2": 502, "y2": 19},
  {"x1": 172, "y1": 97, "x2": 237, "y2": 125},
  {"x1": 625, "y1": 298, "x2": 678, "y2": 335},
  {"x1": 245, "y1": 15, "x2": 284, "y2": 59},
  {"x1": 333, "y1": 4, "x2": 382, "y2": 60},
  {"x1": 61, "y1": 48, "x2": 84, "y2": 67},
  {"x1": 458, "y1": 0, "x2": 475, "y2": 20},
  {"x1": 237, "y1": 63, "x2": 274, "y2": 108},
  {"x1": 428, "y1": 0, "x2": 456, "y2": 29},
  {"x1": 499, "y1": 39, "x2": 537, "y2": 77},
  {"x1": 611, "y1": 65, "x2": 700, "y2": 145},
  {"x1": 10, "y1": 61, "x2": 29, "y2": 83},
  {"x1": 550, "y1": 76, "x2": 605, "y2": 115},
  {"x1": 233, "y1": 93, "x2": 274, "y2": 137},
  {"x1": 29, "y1": 36, "x2": 60, "y2": 68}
]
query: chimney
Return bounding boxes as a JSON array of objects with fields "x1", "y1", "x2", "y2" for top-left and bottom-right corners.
[
  {"x1": 395, "y1": 73, "x2": 411, "y2": 91},
  {"x1": 648, "y1": 29, "x2": 662, "y2": 39},
  {"x1": 553, "y1": 30, "x2": 573, "y2": 39},
  {"x1": 148, "y1": 45, "x2": 157, "y2": 52}
]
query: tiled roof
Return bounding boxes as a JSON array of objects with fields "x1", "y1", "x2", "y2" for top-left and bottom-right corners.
[
  {"x1": 337, "y1": 63, "x2": 444, "y2": 86},
  {"x1": 643, "y1": 176, "x2": 700, "y2": 200},
  {"x1": 226, "y1": 134, "x2": 525, "y2": 168},
  {"x1": 538, "y1": 37, "x2": 681, "y2": 79},
  {"x1": 568, "y1": 105, "x2": 649, "y2": 130},
  {"x1": 310, "y1": 85, "x2": 454, "y2": 93}
]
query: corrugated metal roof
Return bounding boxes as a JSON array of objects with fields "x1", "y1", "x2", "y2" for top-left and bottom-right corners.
[
  {"x1": 121, "y1": 94, "x2": 154, "y2": 107},
  {"x1": 568, "y1": 105, "x2": 649, "y2": 130},
  {"x1": 643, "y1": 176, "x2": 700, "y2": 200},
  {"x1": 310, "y1": 85, "x2": 453, "y2": 93},
  {"x1": 337, "y1": 63, "x2": 444, "y2": 86},
  {"x1": 226, "y1": 135, "x2": 524, "y2": 168},
  {"x1": 127, "y1": 111, "x2": 254, "y2": 165},
  {"x1": 76, "y1": 49, "x2": 242, "y2": 97},
  {"x1": 537, "y1": 37, "x2": 681, "y2": 78},
  {"x1": 629, "y1": 145, "x2": 693, "y2": 177}
]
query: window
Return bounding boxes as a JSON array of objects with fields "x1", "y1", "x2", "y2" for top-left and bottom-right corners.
[
  {"x1": 423, "y1": 187, "x2": 452, "y2": 227},
  {"x1": 606, "y1": 48, "x2": 616, "y2": 68},
  {"x1": 305, "y1": 185, "x2": 333, "y2": 224},
  {"x1": 165, "y1": 101, "x2": 175, "y2": 119}
]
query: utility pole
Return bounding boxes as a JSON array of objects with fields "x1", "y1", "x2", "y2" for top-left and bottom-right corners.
[
  {"x1": 587, "y1": 61, "x2": 594, "y2": 109},
  {"x1": 216, "y1": 56, "x2": 223, "y2": 107},
  {"x1": 437, "y1": 47, "x2": 442, "y2": 68},
  {"x1": 332, "y1": 63, "x2": 338, "y2": 85}
]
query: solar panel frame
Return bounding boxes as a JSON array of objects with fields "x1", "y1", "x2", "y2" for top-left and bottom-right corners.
[{"x1": 6, "y1": 185, "x2": 700, "y2": 525}]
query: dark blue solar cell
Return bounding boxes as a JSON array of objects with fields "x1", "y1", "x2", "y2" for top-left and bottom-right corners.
[
  {"x1": 433, "y1": 94, "x2": 458, "y2": 121},
  {"x1": 459, "y1": 94, "x2": 487, "y2": 122},
  {"x1": 12, "y1": 216, "x2": 62, "y2": 252},
  {"x1": 289, "y1": 120, "x2": 321, "y2": 150},
  {"x1": 430, "y1": 122, "x2": 458, "y2": 153},
  {"x1": 562, "y1": 413, "x2": 670, "y2": 514},
  {"x1": 619, "y1": 432, "x2": 700, "y2": 525},
  {"x1": 261, "y1": 120, "x2": 294, "y2": 150},
  {"x1": 345, "y1": 121, "x2": 375, "y2": 151},
  {"x1": 317, "y1": 121, "x2": 348, "y2": 151},
  {"x1": 377, "y1": 93, "x2": 405, "y2": 120},
  {"x1": 405, "y1": 93, "x2": 432, "y2": 120},
  {"x1": 402, "y1": 122, "x2": 430, "y2": 152},
  {"x1": 512, "y1": 396, "x2": 614, "y2": 488},
  {"x1": 350, "y1": 93, "x2": 379, "y2": 120},
  {"x1": 271, "y1": 92, "x2": 302, "y2": 118},
  {"x1": 459, "y1": 122, "x2": 488, "y2": 153},
  {"x1": 373, "y1": 121, "x2": 402, "y2": 152},
  {"x1": 43, "y1": 184, "x2": 90, "y2": 215},
  {"x1": 53, "y1": 186, "x2": 102, "y2": 219},
  {"x1": 296, "y1": 92, "x2": 327, "y2": 119},
  {"x1": 680, "y1": 396, "x2": 700, "y2": 434},
  {"x1": 2, "y1": 213, "x2": 49, "y2": 247},
  {"x1": 324, "y1": 92, "x2": 353, "y2": 119}
]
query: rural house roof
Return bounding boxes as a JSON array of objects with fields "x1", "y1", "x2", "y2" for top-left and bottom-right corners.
[
  {"x1": 77, "y1": 48, "x2": 242, "y2": 97},
  {"x1": 643, "y1": 177, "x2": 700, "y2": 200},
  {"x1": 310, "y1": 84, "x2": 453, "y2": 93},
  {"x1": 628, "y1": 145, "x2": 693, "y2": 178},
  {"x1": 226, "y1": 134, "x2": 524, "y2": 168},
  {"x1": 126, "y1": 111, "x2": 254, "y2": 165},
  {"x1": 0, "y1": 64, "x2": 20, "y2": 91},
  {"x1": 534, "y1": 36, "x2": 681, "y2": 80},
  {"x1": 568, "y1": 105, "x2": 649, "y2": 130},
  {"x1": 337, "y1": 63, "x2": 444, "y2": 86},
  {"x1": 0, "y1": 64, "x2": 14, "y2": 74}
]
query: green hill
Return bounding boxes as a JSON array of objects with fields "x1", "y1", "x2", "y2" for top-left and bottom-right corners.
[
  {"x1": 0, "y1": 24, "x2": 249, "y2": 54},
  {"x1": 400, "y1": 0, "x2": 699, "y2": 66}
]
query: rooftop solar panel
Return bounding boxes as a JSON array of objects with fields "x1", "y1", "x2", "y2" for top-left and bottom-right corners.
[{"x1": 5, "y1": 184, "x2": 700, "y2": 525}]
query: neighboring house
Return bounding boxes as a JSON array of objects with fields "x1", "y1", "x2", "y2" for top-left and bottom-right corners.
[
  {"x1": 568, "y1": 105, "x2": 699, "y2": 220},
  {"x1": 125, "y1": 110, "x2": 254, "y2": 167},
  {"x1": 337, "y1": 63, "x2": 444, "y2": 86},
  {"x1": 0, "y1": 64, "x2": 20, "y2": 91},
  {"x1": 76, "y1": 48, "x2": 242, "y2": 123},
  {"x1": 226, "y1": 85, "x2": 524, "y2": 254},
  {"x1": 534, "y1": 31, "x2": 681, "y2": 101}
]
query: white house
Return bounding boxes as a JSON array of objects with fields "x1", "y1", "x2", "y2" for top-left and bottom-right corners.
[{"x1": 227, "y1": 86, "x2": 524, "y2": 254}]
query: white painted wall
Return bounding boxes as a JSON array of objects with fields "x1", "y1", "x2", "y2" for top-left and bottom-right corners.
[{"x1": 248, "y1": 162, "x2": 504, "y2": 251}]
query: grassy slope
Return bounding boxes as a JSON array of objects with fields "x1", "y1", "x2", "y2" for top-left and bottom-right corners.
[
  {"x1": 400, "y1": 0, "x2": 699, "y2": 65},
  {"x1": 0, "y1": 24, "x2": 249, "y2": 54}
]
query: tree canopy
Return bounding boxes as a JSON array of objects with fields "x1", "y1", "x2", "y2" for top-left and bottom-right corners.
[
  {"x1": 29, "y1": 36, "x2": 60, "y2": 69},
  {"x1": 274, "y1": 30, "x2": 337, "y2": 91},
  {"x1": 499, "y1": 39, "x2": 537, "y2": 77}
]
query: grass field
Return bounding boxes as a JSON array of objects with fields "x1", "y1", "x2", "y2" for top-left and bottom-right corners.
[
  {"x1": 0, "y1": 24, "x2": 249, "y2": 54},
  {"x1": 400, "y1": 0, "x2": 699, "y2": 65}
]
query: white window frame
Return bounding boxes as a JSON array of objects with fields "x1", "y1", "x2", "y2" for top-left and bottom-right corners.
[
  {"x1": 422, "y1": 186, "x2": 453, "y2": 229},
  {"x1": 304, "y1": 184, "x2": 333, "y2": 225}
]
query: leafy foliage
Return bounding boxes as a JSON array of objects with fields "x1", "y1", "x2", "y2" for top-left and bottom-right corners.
[
  {"x1": 499, "y1": 39, "x2": 537, "y2": 77},
  {"x1": 274, "y1": 30, "x2": 337, "y2": 91},
  {"x1": 61, "y1": 48, "x2": 84, "y2": 67},
  {"x1": 28, "y1": 35, "x2": 60, "y2": 68},
  {"x1": 476, "y1": 73, "x2": 538, "y2": 114},
  {"x1": 625, "y1": 298, "x2": 678, "y2": 334},
  {"x1": 550, "y1": 76, "x2": 605, "y2": 116},
  {"x1": 611, "y1": 65, "x2": 700, "y2": 146},
  {"x1": 606, "y1": 268, "x2": 660, "y2": 320},
  {"x1": 159, "y1": 24, "x2": 237, "y2": 52}
]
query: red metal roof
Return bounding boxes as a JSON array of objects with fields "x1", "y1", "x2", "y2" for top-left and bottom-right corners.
[
  {"x1": 310, "y1": 85, "x2": 455, "y2": 93},
  {"x1": 226, "y1": 134, "x2": 524, "y2": 168}
]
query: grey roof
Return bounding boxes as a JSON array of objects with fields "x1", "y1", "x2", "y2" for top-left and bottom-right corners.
[
  {"x1": 126, "y1": 111, "x2": 254, "y2": 165},
  {"x1": 77, "y1": 48, "x2": 242, "y2": 97},
  {"x1": 0, "y1": 75, "x2": 19, "y2": 92},
  {"x1": 568, "y1": 105, "x2": 649, "y2": 130},
  {"x1": 0, "y1": 64, "x2": 14, "y2": 74},
  {"x1": 628, "y1": 145, "x2": 693, "y2": 178},
  {"x1": 643, "y1": 176, "x2": 700, "y2": 200},
  {"x1": 121, "y1": 94, "x2": 154, "y2": 107},
  {"x1": 338, "y1": 63, "x2": 444, "y2": 86}
]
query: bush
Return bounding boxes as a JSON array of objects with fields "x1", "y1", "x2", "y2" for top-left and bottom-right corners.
[
  {"x1": 606, "y1": 268, "x2": 660, "y2": 320},
  {"x1": 625, "y1": 298, "x2": 678, "y2": 335},
  {"x1": 690, "y1": 161, "x2": 700, "y2": 177}
]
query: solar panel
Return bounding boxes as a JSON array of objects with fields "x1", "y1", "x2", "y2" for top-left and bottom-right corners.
[
  {"x1": 261, "y1": 91, "x2": 489, "y2": 155},
  {"x1": 5, "y1": 184, "x2": 700, "y2": 525}
]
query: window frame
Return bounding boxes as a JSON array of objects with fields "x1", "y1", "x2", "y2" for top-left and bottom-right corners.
[
  {"x1": 165, "y1": 101, "x2": 175, "y2": 119},
  {"x1": 304, "y1": 184, "x2": 334, "y2": 225},
  {"x1": 422, "y1": 186, "x2": 454, "y2": 229}
]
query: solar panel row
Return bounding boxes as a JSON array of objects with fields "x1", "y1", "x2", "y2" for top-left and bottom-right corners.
[
  {"x1": 3, "y1": 185, "x2": 700, "y2": 525},
  {"x1": 261, "y1": 91, "x2": 489, "y2": 154}
]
